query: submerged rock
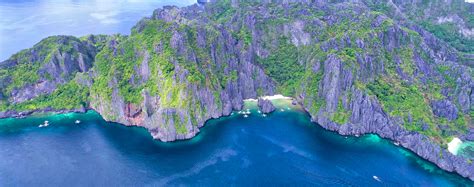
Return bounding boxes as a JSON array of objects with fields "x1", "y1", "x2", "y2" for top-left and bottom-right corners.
[{"x1": 257, "y1": 98, "x2": 275, "y2": 114}]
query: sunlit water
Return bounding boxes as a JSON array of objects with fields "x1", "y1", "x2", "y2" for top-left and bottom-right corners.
[
  {"x1": 0, "y1": 0, "x2": 473, "y2": 186},
  {"x1": 0, "y1": 100, "x2": 472, "y2": 186},
  {"x1": 459, "y1": 141, "x2": 474, "y2": 159},
  {"x1": 0, "y1": 0, "x2": 196, "y2": 60}
]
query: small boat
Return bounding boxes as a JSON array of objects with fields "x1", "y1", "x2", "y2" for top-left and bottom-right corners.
[
  {"x1": 39, "y1": 121, "x2": 49, "y2": 128},
  {"x1": 394, "y1": 142, "x2": 400, "y2": 146},
  {"x1": 280, "y1": 109, "x2": 285, "y2": 112},
  {"x1": 75, "y1": 120, "x2": 81, "y2": 124},
  {"x1": 244, "y1": 115, "x2": 248, "y2": 118},
  {"x1": 262, "y1": 114, "x2": 267, "y2": 117},
  {"x1": 258, "y1": 110, "x2": 261, "y2": 113},
  {"x1": 373, "y1": 175, "x2": 381, "y2": 182}
]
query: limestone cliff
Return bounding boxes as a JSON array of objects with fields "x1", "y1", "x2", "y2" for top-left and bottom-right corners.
[{"x1": 0, "y1": 0, "x2": 473, "y2": 180}]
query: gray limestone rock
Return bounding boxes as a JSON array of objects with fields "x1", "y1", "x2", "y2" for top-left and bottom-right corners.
[{"x1": 257, "y1": 98, "x2": 275, "y2": 113}]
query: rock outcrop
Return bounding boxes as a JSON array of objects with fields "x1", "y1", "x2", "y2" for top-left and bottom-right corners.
[
  {"x1": 257, "y1": 98, "x2": 275, "y2": 113},
  {"x1": 0, "y1": 0, "x2": 473, "y2": 181}
]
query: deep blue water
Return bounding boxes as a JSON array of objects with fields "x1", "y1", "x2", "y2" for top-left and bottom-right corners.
[
  {"x1": 1, "y1": 0, "x2": 474, "y2": 186},
  {"x1": 0, "y1": 0, "x2": 195, "y2": 60},
  {"x1": 0, "y1": 102, "x2": 472, "y2": 186}
]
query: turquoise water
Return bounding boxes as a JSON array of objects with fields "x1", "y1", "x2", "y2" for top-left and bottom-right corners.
[
  {"x1": 459, "y1": 141, "x2": 474, "y2": 159},
  {"x1": 2, "y1": 1, "x2": 473, "y2": 185},
  {"x1": 0, "y1": 102, "x2": 472, "y2": 186}
]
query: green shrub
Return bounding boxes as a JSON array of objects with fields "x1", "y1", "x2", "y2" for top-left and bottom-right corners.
[
  {"x1": 257, "y1": 37, "x2": 304, "y2": 96},
  {"x1": 11, "y1": 81, "x2": 89, "y2": 111}
]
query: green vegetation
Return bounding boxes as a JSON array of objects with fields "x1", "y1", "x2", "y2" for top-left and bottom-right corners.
[
  {"x1": 367, "y1": 78, "x2": 434, "y2": 131},
  {"x1": 331, "y1": 97, "x2": 351, "y2": 124},
  {"x1": 0, "y1": 36, "x2": 95, "y2": 112},
  {"x1": 257, "y1": 37, "x2": 304, "y2": 96},
  {"x1": 5, "y1": 80, "x2": 89, "y2": 111},
  {"x1": 91, "y1": 19, "x2": 176, "y2": 104},
  {"x1": 89, "y1": 19, "x2": 214, "y2": 132},
  {"x1": 398, "y1": 47, "x2": 415, "y2": 76},
  {"x1": 436, "y1": 65, "x2": 457, "y2": 89},
  {"x1": 2, "y1": 36, "x2": 84, "y2": 95},
  {"x1": 1, "y1": 0, "x2": 472, "y2": 146},
  {"x1": 316, "y1": 12, "x2": 394, "y2": 43},
  {"x1": 235, "y1": 26, "x2": 252, "y2": 47},
  {"x1": 301, "y1": 66, "x2": 325, "y2": 115},
  {"x1": 365, "y1": 0, "x2": 474, "y2": 53},
  {"x1": 210, "y1": 0, "x2": 236, "y2": 23},
  {"x1": 6, "y1": 62, "x2": 41, "y2": 94},
  {"x1": 172, "y1": 113, "x2": 188, "y2": 135},
  {"x1": 365, "y1": 77, "x2": 468, "y2": 144},
  {"x1": 421, "y1": 22, "x2": 474, "y2": 53}
]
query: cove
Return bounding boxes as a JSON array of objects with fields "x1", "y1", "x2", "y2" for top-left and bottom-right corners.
[{"x1": 0, "y1": 102, "x2": 473, "y2": 186}]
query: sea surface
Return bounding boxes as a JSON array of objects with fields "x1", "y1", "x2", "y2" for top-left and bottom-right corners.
[
  {"x1": 0, "y1": 100, "x2": 473, "y2": 186},
  {"x1": 1, "y1": 0, "x2": 474, "y2": 186},
  {"x1": 0, "y1": 0, "x2": 196, "y2": 60}
]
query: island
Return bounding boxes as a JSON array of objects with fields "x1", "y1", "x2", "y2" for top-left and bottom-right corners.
[{"x1": 0, "y1": 0, "x2": 473, "y2": 181}]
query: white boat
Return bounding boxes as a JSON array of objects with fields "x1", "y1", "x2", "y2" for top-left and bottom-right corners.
[
  {"x1": 280, "y1": 109, "x2": 284, "y2": 112},
  {"x1": 262, "y1": 114, "x2": 267, "y2": 117},
  {"x1": 39, "y1": 121, "x2": 49, "y2": 128},
  {"x1": 394, "y1": 142, "x2": 400, "y2": 146},
  {"x1": 75, "y1": 120, "x2": 81, "y2": 124},
  {"x1": 373, "y1": 175, "x2": 381, "y2": 182},
  {"x1": 244, "y1": 115, "x2": 248, "y2": 118}
]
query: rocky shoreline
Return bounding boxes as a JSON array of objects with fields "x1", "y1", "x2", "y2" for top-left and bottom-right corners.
[
  {"x1": 297, "y1": 98, "x2": 474, "y2": 181},
  {"x1": 0, "y1": 0, "x2": 473, "y2": 183},
  {"x1": 0, "y1": 107, "x2": 87, "y2": 119},
  {"x1": 314, "y1": 117, "x2": 474, "y2": 181},
  {"x1": 1, "y1": 97, "x2": 473, "y2": 181}
]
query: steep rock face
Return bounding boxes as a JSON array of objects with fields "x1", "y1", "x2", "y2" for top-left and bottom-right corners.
[
  {"x1": 88, "y1": 15, "x2": 276, "y2": 141},
  {"x1": 362, "y1": 0, "x2": 474, "y2": 64},
  {"x1": 290, "y1": 4, "x2": 473, "y2": 178},
  {"x1": 0, "y1": 36, "x2": 96, "y2": 103},
  {"x1": 257, "y1": 98, "x2": 275, "y2": 113},
  {"x1": 0, "y1": 0, "x2": 473, "y2": 180},
  {"x1": 0, "y1": 36, "x2": 103, "y2": 115},
  {"x1": 431, "y1": 100, "x2": 459, "y2": 121}
]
